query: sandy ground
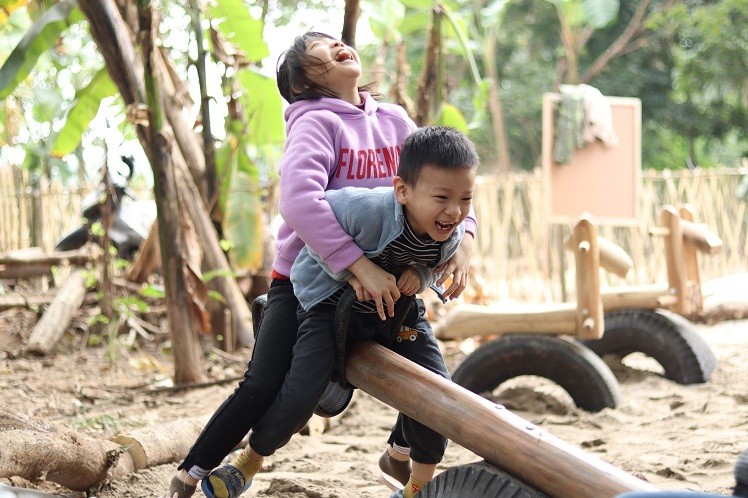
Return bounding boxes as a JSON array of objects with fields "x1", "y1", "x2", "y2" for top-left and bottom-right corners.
[{"x1": 0, "y1": 277, "x2": 746, "y2": 498}]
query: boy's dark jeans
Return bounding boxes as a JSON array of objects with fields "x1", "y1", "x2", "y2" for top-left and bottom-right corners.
[{"x1": 249, "y1": 296, "x2": 449, "y2": 465}]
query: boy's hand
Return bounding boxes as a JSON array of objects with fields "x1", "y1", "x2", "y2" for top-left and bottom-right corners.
[
  {"x1": 436, "y1": 233, "x2": 474, "y2": 300},
  {"x1": 397, "y1": 267, "x2": 421, "y2": 296},
  {"x1": 348, "y1": 256, "x2": 400, "y2": 320}
]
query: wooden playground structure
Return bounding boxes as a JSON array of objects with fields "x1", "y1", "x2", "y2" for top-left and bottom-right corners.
[{"x1": 433, "y1": 205, "x2": 722, "y2": 412}]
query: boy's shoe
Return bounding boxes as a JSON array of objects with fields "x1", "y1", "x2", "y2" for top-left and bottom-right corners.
[
  {"x1": 389, "y1": 491, "x2": 404, "y2": 498},
  {"x1": 200, "y1": 464, "x2": 252, "y2": 498},
  {"x1": 379, "y1": 449, "x2": 411, "y2": 490}
]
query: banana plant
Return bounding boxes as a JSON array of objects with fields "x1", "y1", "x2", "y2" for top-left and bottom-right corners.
[
  {"x1": 207, "y1": 0, "x2": 284, "y2": 273},
  {"x1": 362, "y1": 0, "x2": 482, "y2": 133}
]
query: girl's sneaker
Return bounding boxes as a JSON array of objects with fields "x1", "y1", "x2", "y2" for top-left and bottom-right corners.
[{"x1": 162, "y1": 475, "x2": 196, "y2": 498}]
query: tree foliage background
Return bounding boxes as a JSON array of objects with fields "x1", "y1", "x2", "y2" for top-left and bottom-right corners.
[{"x1": 1, "y1": 0, "x2": 746, "y2": 181}]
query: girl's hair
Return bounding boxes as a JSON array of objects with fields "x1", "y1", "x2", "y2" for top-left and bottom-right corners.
[{"x1": 276, "y1": 31, "x2": 377, "y2": 103}]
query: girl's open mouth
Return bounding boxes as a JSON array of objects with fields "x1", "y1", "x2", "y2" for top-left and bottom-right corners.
[
  {"x1": 436, "y1": 221, "x2": 455, "y2": 231},
  {"x1": 335, "y1": 50, "x2": 353, "y2": 62}
]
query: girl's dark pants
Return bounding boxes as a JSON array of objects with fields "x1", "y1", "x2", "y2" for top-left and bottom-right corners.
[{"x1": 178, "y1": 279, "x2": 300, "y2": 472}]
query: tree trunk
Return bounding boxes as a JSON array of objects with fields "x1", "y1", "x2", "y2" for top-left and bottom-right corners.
[
  {"x1": 78, "y1": 0, "x2": 255, "y2": 359},
  {"x1": 127, "y1": 221, "x2": 160, "y2": 283},
  {"x1": 389, "y1": 39, "x2": 416, "y2": 118},
  {"x1": 140, "y1": 2, "x2": 206, "y2": 384},
  {"x1": 415, "y1": 7, "x2": 444, "y2": 125},
  {"x1": 341, "y1": 0, "x2": 361, "y2": 47}
]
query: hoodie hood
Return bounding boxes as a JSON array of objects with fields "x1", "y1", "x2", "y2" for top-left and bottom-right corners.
[{"x1": 284, "y1": 92, "x2": 378, "y2": 131}]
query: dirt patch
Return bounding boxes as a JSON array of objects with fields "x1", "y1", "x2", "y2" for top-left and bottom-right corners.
[{"x1": 0, "y1": 294, "x2": 746, "y2": 497}]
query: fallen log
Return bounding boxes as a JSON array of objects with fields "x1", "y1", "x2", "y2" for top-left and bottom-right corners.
[
  {"x1": 26, "y1": 269, "x2": 88, "y2": 356},
  {"x1": 346, "y1": 341, "x2": 657, "y2": 498},
  {"x1": 0, "y1": 250, "x2": 92, "y2": 280},
  {"x1": 0, "y1": 410, "x2": 206, "y2": 491}
]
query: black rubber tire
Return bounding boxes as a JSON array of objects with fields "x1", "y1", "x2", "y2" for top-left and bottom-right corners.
[
  {"x1": 251, "y1": 294, "x2": 268, "y2": 340},
  {"x1": 54, "y1": 226, "x2": 89, "y2": 252},
  {"x1": 419, "y1": 461, "x2": 548, "y2": 497},
  {"x1": 451, "y1": 335, "x2": 621, "y2": 412},
  {"x1": 313, "y1": 381, "x2": 354, "y2": 417},
  {"x1": 583, "y1": 309, "x2": 717, "y2": 385}
]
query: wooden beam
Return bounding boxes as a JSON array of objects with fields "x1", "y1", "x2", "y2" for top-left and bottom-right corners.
[
  {"x1": 432, "y1": 302, "x2": 578, "y2": 340},
  {"x1": 346, "y1": 341, "x2": 657, "y2": 498}
]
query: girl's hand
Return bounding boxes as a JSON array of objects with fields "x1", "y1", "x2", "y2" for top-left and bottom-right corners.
[
  {"x1": 397, "y1": 267, "x2": 421, "y2": 296},
  {"x1": 348, "y1": 256, "x2": 400, "y2": 320},
  {"x1": 436, "y1": 234, "x2": 474, "y2": 300}
]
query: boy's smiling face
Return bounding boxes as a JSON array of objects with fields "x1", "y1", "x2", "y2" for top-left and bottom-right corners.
[{"x1": 394, "y1": 164, "x2": 476, "y2": 241}]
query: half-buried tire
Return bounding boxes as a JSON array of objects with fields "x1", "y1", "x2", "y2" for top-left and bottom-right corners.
[
  {"x1": 451, "y1": 334, "x2": 621, "y2": 412},
  {"x1": 419, "y1": 461, "x2": 548, "y2": 497},
  {"x1": 583, "y1": 309, "x2": 717, "y2": 385}
]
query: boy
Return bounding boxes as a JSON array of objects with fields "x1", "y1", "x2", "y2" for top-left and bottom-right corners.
[{"x1": 206, "y1": 126, "x2": 478, "y2": 498}]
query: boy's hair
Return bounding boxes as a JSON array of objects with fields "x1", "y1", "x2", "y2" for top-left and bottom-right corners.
[
  {"x1": 397, "y1": 127, "x2": 479, "y2": 185},
  {"x1": 276, "y1": 31, "x2": 376, "y2": 104}
]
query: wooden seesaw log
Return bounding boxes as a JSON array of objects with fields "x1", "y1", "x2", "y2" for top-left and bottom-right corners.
[{"x1": 346, "y1": 341, "x2": 657, "y2": 498}]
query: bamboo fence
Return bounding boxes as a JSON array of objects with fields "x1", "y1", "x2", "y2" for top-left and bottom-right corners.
[{"x1": 2, "y1": 165, "x2": 746, "y2": 303}]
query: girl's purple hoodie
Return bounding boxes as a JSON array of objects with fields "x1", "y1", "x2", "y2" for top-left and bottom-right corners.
[{"x1": 274, "y1": 92, "x2": 478, "y2": 277}]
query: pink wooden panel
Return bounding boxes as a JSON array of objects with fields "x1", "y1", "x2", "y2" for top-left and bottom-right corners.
[{"x1": 542, "y1": 94, "x2": 641, "y2": 225}]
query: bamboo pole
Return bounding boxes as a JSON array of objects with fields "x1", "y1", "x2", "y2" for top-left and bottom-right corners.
[{"x1": 346, "y1": 341, "x2": 657, "y2": 498}]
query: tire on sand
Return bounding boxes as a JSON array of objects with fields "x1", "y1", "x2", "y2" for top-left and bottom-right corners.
[
  {"x1": 451, "y1": 335, "x2": 621, "y2": 412},
  {"x1": 583, "y1": 309, "x2": 717, "y2": 385},
  {"x1": 419, "y1": 461, "x2": 548, "y2": 498}
]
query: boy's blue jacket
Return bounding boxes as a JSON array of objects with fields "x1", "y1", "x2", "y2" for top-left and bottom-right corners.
[{"x1": 291, "y1": 186, "x2": 465, "y2": 311}]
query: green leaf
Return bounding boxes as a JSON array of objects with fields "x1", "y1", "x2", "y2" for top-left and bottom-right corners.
[
  {"x1": 0, "y1": 0, "x2": 80, "y2": 99},
  {"x1": 441, "y1": 5, "x2": 481, "y2": 86},
  {"x1": 364, "y1": 0, "x2": 405, "y2": 41},
  {"x1": 222, "y1": 168, "x2": 264, "y2": 271},
  {"x1": 399, "y1": 0, "x2": 431, "y2": 8},
  {"x1": 434, "y1": 103, "x2": 468, "y2": 134},
  {"x1": 236, "y1": 68, "x2": 284, "y2": 146},
  {"x1": 201, "y1": 268, "x2": 237, "y2": 282},
  {"x1": 51, "y1": 68, "x2": 117, "y2": 157},
  {"x1": 468, "y1": 79, "x2": 491, "y2": 129},
  {"x1": 215, "y1": 122, "x2": 265, "y2": 272},
  {"x1": 582, "y1": 0, "x2": 618, "y2": 29},
  {"x1": 399, "y1": 10, "x2": 431, "y2": 35},
  {"x1": 209, "y1": 0, "x2": 269, "y2": 63},
  {"x1": 207, "y1": 290, "x2": 227, "y2": 304},
  {"x1": 139, "y1": 284, "x2": 165, "y2": 299}
]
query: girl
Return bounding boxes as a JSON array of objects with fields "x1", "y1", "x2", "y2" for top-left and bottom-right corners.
[{"x1": 162, "y1": 31, "x2": 477, "y2": 498}]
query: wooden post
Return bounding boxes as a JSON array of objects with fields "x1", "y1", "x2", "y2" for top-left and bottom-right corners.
[
  {"x1": 571, "y1": 217, "x2": 603, "y2": 340},
  {"x1": 346, "y1": 341, "x2": 657, "y2": 498},
  {"x1": 679, "y1": 205, "x2": 703, "y2": 317},
  {"x1": 661, "y1": 206, "x2": 686, "y2": 315}
]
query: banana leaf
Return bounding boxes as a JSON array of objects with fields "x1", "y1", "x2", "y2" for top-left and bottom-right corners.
[
  {"x1": 51, "y1": 68, "x2": 117, "y2": 157},
  {"x1": 215, "y1": 120, "x2": 264, "y2": 272},
  {"x1": 208, "y1": 0, "x2": 268, "y2": 63},
  {"x1": 0, "y1": 0, "x2": 83, "y2": 99}
]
